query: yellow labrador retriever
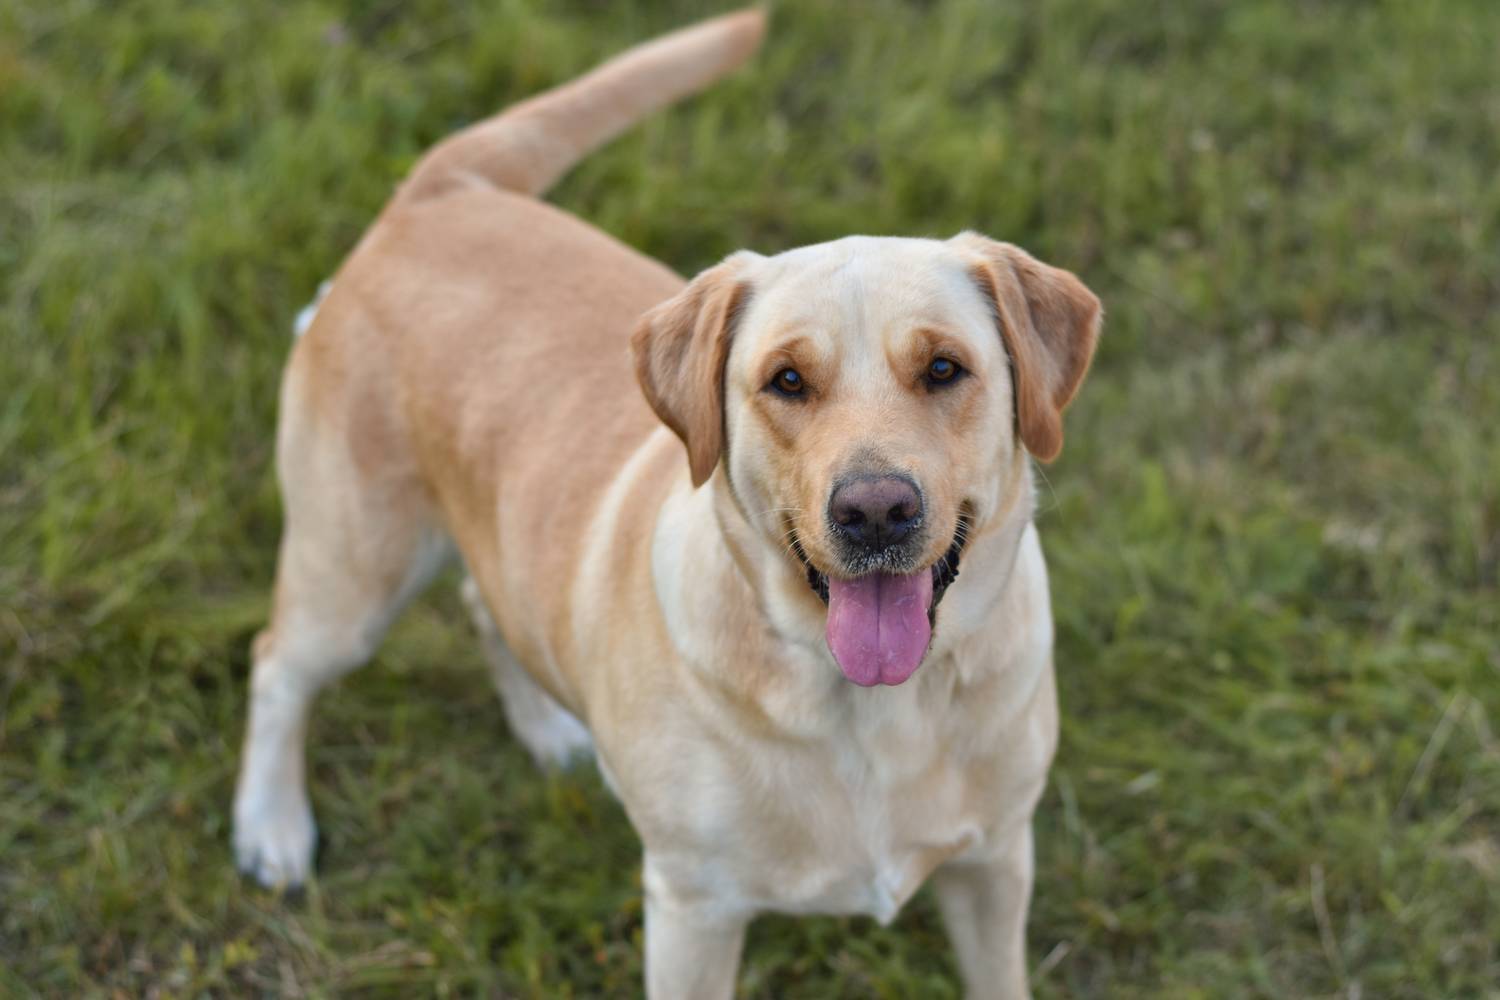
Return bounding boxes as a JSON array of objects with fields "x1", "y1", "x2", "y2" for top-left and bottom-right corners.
[{"x1": 233, "y1": 9, "x2": 1100, "y2": 997}]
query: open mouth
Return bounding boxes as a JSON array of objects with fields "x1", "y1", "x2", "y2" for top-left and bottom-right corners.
[{"x1": 792, "y1": 512, "x2": 971, "y2": 687}]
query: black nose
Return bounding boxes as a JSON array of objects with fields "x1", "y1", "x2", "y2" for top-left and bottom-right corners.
[{"x1": 828, "y1": 475, "x2": 923, "y2": 552}]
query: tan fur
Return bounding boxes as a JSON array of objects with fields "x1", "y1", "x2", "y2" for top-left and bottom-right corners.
[
  {"x1": 233, "y1": 11, "x2": 1099, "y2": 999},
  {"x1": 951, "y1": 233, "x2": 1103, "y2": 463},
  {"x1": 632, "y1": 255, "x2": 756, "y2": 487}
]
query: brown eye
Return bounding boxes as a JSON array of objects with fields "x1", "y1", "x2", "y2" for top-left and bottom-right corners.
[
  {"x1": 772, "y1": 368, "x2": 805, "y2": 396},
  {"x1": 927, "y1": 357, "x2": 961, "y2": 385}
]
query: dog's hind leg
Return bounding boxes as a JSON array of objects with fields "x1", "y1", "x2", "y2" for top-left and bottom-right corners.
[
  {"x1": 460, "y1": 575, "x2": 592, "y2": 769},
  {"x1": 233, "y1": 348, "x2": 449, "y2": 888}
]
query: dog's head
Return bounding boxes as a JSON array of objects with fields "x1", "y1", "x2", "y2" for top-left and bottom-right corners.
[{"x1": 632, "y1": 233, "x2": 1100, "y2": 686}]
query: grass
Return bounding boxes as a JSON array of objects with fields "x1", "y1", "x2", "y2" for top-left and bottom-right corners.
[{"x1": 2, "y1": 0, "x2": 1498, "y2": 995}]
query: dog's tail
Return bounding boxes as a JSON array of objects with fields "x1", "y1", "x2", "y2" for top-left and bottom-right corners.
[{"x1": 398, "y1": 8, "x2": 766, "y2": 205}]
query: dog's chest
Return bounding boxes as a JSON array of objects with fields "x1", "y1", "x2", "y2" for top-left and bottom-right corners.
[
  {"x1": 807, "y1": 795, "x2": 984, "y2": 925},
  {"x1": 726, "y1": 700, "x2": 999, "y2": 923}
]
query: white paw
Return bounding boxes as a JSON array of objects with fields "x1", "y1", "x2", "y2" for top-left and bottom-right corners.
[{"x1": 233, "y1": 791, "x2": 317, "y2": 889}]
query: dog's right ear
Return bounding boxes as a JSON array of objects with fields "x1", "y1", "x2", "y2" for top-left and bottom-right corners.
[{"x1": 631, "y1": 253, "x2": 757, "y2": 488}]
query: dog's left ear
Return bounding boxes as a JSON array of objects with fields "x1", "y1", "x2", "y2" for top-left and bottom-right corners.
[
  {"x1": 950, "y1": 232, "x2": 1102, "y2": 463},
  {"x1": 631, "y1": 252, "x2": 758, "y2": 487}
]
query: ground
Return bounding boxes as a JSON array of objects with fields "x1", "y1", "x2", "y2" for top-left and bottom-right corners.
[{"x1": 2, "y1": 0, "x2": 1498, "y2": 996}]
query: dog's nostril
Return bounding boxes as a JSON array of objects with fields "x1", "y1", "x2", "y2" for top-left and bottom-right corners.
[{"x1": 889, "y1": 500, "x2": 917, "y2": 524}]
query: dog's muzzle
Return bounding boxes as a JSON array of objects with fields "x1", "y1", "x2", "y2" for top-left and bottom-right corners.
[{"x1": 795, "y1": 512, "x2": 970, "y2": 626}]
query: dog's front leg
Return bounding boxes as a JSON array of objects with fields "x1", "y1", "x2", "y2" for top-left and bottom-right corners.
[
  {"x1": 932, "y1": 824, "x2": 1036, "y2": 1000},
  {"x1": 642, "y1": 861, "x2": 749, "y2": 999}
]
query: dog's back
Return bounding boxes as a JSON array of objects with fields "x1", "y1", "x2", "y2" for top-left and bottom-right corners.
[
  {"x1": 236, "y1": 11, "x2": 765, "y2": 888},
  {"x1": 283, "y1": 10, "x2": 764, "y2": 688}
]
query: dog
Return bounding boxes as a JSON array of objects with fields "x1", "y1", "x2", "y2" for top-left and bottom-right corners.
[{"x1": 232, "y1": 9, "x2": 1101, "y2": 997}]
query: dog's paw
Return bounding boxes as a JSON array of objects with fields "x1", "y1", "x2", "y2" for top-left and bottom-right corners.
[{"x1": 233, "y1": 794, "x2": 317, "y2": 889}]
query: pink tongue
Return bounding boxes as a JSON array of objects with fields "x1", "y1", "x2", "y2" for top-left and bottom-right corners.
[{"x1": 825, "y1": 570, "x2": 934, "y2": 686}]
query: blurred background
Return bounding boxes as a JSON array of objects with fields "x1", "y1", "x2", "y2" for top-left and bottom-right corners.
[{"x1": 2, "y1": 0, "x2": 1497, "y2": 995}]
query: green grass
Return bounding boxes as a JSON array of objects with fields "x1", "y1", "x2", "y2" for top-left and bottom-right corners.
[{"x1": 3, "y1": 0, "x2": 1498, "y2": 995}]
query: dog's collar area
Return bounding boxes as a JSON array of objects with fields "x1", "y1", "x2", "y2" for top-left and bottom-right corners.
[{"x1": 793, "y1": 514, "x2": 970, "y2": 621}]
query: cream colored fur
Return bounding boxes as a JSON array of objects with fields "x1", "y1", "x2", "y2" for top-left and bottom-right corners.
[{"x1": 233, "y1": 10, "x2": 1101, "y2": 999}]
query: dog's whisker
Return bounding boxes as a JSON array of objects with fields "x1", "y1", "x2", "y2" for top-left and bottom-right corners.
[{"x1": 1030, "y1": 462, "x2": 1061, "y2": 518}]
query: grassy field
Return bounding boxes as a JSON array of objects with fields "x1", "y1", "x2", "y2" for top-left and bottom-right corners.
[{"x1": 3, "y1": 0, "x2": 1498, "y2": 995}]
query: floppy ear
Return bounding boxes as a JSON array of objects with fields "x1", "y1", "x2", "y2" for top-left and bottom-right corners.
[
  {"x1": 951, "y1": 232, "x2": 1102, "y2": 463},
  {"x1": 631, "y1": 253, "x2": 756, "y2": 487}
]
